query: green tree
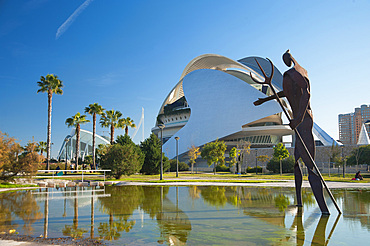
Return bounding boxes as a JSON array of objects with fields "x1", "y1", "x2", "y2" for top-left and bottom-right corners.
[
  {"x1": 100, "y1": 144, "x2": 144, "y2": 179},
  {"x1": 272, "y1": 143, "x2": 290, "y2": 175},
  {"x1": 85, "y1": 103, "x2": 105, "y2": 169},
  {"x1": 188, "y1": 145, "x2": 200, "y2": 174},
  {"x1": 96, "y1": 143, "x2": 110, "y2": 166},
  {"x1": 100, "y1": 109, "x2": 125, "y2": 144},
  {"x1": 140, "y1": 133, "x2": 170, "y2": 175},
  {"x1": 65, "y1": 113, "x2": 90, "y2": 169},
  {"x1": 228, "y1": 147, "x2": 239, "y2": 174},
  {"x1": 37, "y1": 74, "x2": 63, "y2": 170},
  {"x1": 115, "y1": 134, "x2": 145, "y2": 170},
  {"x1": 347, "y1": 145, "x2": 370, "y2": 166},
  {"x1": 201, "y1": 139, "x2": 227, "y2": 175}
]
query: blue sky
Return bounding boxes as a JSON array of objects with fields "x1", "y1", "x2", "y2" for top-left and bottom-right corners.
[{"x1": 1, "y1": 0, "x2": 369, "y2": 158}]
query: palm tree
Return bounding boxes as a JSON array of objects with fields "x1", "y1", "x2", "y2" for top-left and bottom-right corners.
[
  {"x1": 65, "y1": 113, "x2": 90, "y2": 169},
  {"x1": 100, "y1": 110, "x2": 124, "y2": 144},
  {"x1": 37, "y1": 74, "x2": 63, "y2": 170},
  {"x1": 122, "y1": 117, "x2": 136, "y2": 136},
  {"x1": 36, "y1": 141, "x2": 47, "y2": 157},
  {"x1": 84, "y1": 103, "x2": 104, "y2": 169}
]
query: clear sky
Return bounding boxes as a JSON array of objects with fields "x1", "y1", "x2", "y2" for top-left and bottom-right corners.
[{"x1": 1, "y1": 0, "x2": 369, "y2": 158}]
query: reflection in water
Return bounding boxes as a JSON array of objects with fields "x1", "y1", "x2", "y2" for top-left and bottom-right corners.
[
  {"x1": 44, "y1": 188, "x2": 48, "y2": 238},
  {"x1": 157, "y1": 187, "x2": 191, "y2": 245},
  {"x1": 283, "y1": 207, "x2": 340, "y2": 245},
  {"x1": 98, "y1": 186, "x2": 191, "y2": 244},
  {"x1": 0, "y1": 190, "x2": 42, "y2": 235},
  {"x1": 0, "y1": 186, "x2": 369, "y2": 245}
]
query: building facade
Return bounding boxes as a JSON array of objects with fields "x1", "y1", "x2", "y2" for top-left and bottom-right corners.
[
  {"x1": 153, "y1": 54, "x2": 338, "y2": 161},
  {"x1": 57, "y1": 129, "x2": 110, "y2": 162},
  {"x1": 339, "y1": 104, "x2": 370, "y2": 145}
]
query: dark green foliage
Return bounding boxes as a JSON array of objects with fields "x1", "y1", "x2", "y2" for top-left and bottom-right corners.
[
  {"x1": 83, "y1": 155, "x2": 93, "y2": 165},
  {"x1": 140, "y1": 133, "x2": 170, "y2": 174},
  {"x1": 115, "y1": 134, "x2": 133, "y2": 146},
  {"x1": 267, "y1": 156, "x2": 295, "y2": 173},
  {"x1": 100, "y1": 144, "x2": 144, "y2": 179},
  {"x1": 215, "y1": 165, "x2": 230, "y2": 172},
  {"x1": 347, "y1": 145, "x2": 370, "y2": 165},
  {"x1": 169, "y1": 159, "x2": 189, "y2": 172},
  {"x1": 246, "y1": 166, "x2": 263, "y2": 173}
]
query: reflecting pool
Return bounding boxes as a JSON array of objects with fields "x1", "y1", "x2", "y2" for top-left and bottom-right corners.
[{"x1": 0, "y1": 185, "x2": 369, "y2": 245}]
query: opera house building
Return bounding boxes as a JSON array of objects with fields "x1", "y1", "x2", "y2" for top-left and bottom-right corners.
[{"x1": 152, "y1": 54, "x2": 337, "y2": 161}]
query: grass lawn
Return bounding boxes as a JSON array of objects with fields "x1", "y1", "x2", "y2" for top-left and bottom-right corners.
[
  {"x1": 0, "y1": 182, "x2": 37, "y2": 188},
  {"x1": 31, "y1": 171, "x2": 370, "y2": 184}
]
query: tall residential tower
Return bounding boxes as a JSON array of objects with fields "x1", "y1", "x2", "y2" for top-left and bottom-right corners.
[{"x1": 339, "y1": 104, "x2": 370, "y2": 144}]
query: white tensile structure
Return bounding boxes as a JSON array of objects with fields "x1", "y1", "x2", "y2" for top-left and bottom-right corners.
[
  {"x1": 57, "y1": 128, "x2": 110, "y2": 161},
  {"x1": 357, "y1": 123, "x2": 370, "y2": 145},
  {"x1": 152, "y1": 54, "x2": 338, "y2": 160}
]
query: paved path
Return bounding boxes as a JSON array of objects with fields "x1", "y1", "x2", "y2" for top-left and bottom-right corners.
[{"x1": 115, "y1": 180, "x2": 370, "y2": 189}]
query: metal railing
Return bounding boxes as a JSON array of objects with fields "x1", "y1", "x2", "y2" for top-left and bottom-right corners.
[{"x1": 37, "y1": 169, "x2": 111, "y2": 182}]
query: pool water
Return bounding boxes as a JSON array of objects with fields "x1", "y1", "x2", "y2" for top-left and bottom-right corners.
[{"x1": 0, "y1": 185, "x2": 369, "y2": 245}]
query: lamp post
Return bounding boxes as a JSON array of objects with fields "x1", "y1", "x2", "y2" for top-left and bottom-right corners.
[
  {"x1": 64, "y1": 137, "x2": 70, "y2": 174},
  {"x1": 341, "y1": 145, "x2": 346, "y2": 178},
  {"x1": 158, "y1": 124, "x2": 165, "y2": 180},
  {"x1": 255, "y1": 149, "x2": 258, "y2": 175},
  {"x1": 175, "y1": 137, "x2": 180, "y2": 178}
]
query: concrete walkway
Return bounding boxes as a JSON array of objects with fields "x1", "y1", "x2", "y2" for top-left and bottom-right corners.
[{"x1": 115, "y1": 179, "x2": 370, "y2": 189}]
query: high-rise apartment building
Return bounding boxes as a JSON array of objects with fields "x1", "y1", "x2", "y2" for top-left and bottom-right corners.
[{"x1": 339, "y1": 104, "x2": 370, "y2": 144}]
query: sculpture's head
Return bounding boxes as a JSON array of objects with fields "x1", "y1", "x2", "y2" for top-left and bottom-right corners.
[{"x1": 282, "y1": 49, "x2": 293, "y2": 67}]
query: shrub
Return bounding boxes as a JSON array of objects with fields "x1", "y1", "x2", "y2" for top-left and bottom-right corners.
[
  {"x1": 215, "y1": 165, "x2": 230, "y2": 172},
  {"x1": 100, "y1": 144, "x2": 144, "y2": 179},
  {"x1": 266, "y1": 156, "x2": 295, "y2": 173},
  {"x1": 169, "y1": 159, "x2": 189, "y2": 172},
  {"x1": 246, "y1": 166, "x2": 263, "y2": 173}
]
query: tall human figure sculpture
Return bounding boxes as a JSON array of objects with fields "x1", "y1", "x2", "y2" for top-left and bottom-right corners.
[{"x1": 254, "y1": 50, "x2": 329, "y2": 214}]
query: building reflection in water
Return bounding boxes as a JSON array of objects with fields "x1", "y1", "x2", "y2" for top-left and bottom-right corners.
[
  {"x1": 98, "y1": 185, "x2": 191, "y2": 244},
  {"x1": 0, "y1": 186, "x2": 369, "y2": 244}
]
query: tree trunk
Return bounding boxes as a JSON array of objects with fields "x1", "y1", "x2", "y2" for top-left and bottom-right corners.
[
  {"x1": 74, "y1": 187, "x2": 78, "y2": 229},
  {"x1": 76, "y1": 124, "x2": 80, "y2": 169},
  {"x1": 46, "y1": 91, "x2": 52, "y2": 171},
  {"x1": 125, "y1": 126, "x2": 128, "y2": 135},
  {"x1": 110, "y1": 124, "x2": 114, "y2": 144},
  {"x1": 92, "y1": 113, "x2": 96, "y2": 169},
  {"x1": 280, "y1": 159, "x2": 282, "y2": 176}
]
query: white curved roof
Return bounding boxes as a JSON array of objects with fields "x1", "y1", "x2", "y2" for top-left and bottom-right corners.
[
  {"x1": 57, "y1": 128, "x2": 110, "y2": 160},
  {"x1": 158, "y1": 54, "x2": 283, "y2": 117}
]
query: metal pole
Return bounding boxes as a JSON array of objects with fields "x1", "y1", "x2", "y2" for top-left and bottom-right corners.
[
  {"x1": 175, "y1": 137, "x2": 179, "y2": 178},
  {"x1": 160, "y1": 128, "x2": 163, "y2": 180},
  {"x1": 255, "y1": 149, "x2": 258, "y2": 175},
  {"x1": 342, "y1": 146, "x2": 346, "y2": 178},
  {"x1": 158, "y1": 124, "x2": 165, "y2": 180},
  {"x1": 65, "y1": 138, "x2": 69, "y2": 175}
]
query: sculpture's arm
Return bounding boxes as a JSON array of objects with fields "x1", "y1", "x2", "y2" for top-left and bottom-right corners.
[{"x1": 253, "y1": 91, "x2": 285, "y2": 106}]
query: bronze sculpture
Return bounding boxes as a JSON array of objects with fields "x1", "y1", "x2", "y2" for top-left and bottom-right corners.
[{"x1": 252, "y1": 50, "x2": 341, "y2": 214}]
